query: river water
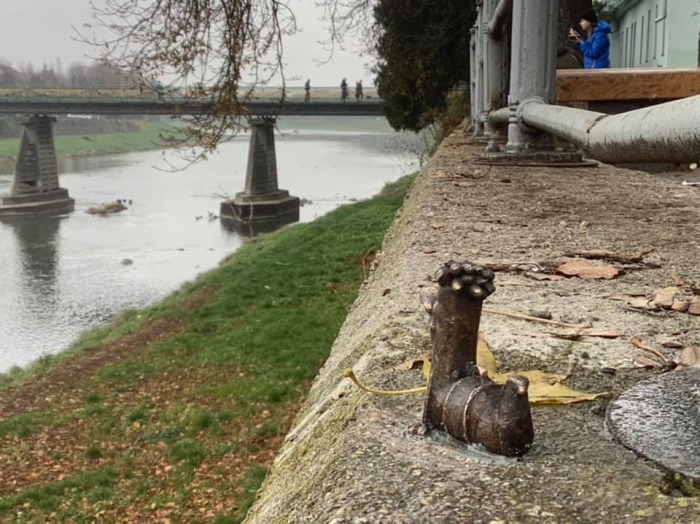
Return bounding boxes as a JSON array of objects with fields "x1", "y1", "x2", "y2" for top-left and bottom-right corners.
[{"x1": 0, "y1": 117, "x2": 415, "y2": 373}]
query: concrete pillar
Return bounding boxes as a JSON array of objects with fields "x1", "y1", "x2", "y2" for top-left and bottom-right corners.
[
  {"x1": 473, "y1": 2, "x2": 485, "y2": 138},
  {"x1": 220, "y1": 118, "x2": 300, "y2": 226},
  {"x1": 0, "y1": 115, "x2": 74, "y2": 216},
  {"x1": 482, "y1": 0, "x2": 508, "y2": 151},
  {"x1": 505, "y1": 0, "x2": 558, "y2": 152},
  {"x1": 469, "y1": 27, "x2": 477, "y2": 132}
]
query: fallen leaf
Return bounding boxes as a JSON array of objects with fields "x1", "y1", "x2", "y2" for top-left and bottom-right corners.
[
  {"x1": 633, "y1": 355, "x2": 660, "y2": 369},
  {"x1": 549, "y1": 329, "x2": 624, "y2": 340},
  {"x1": 394, "y1": 354, "x2": 432, "y2": 381},
  {"x1": 657, "y1": 335, "x2": 684, "y2": 349},
  {"x1": 652, "y1": 287, "x2": 679, "y2": 309},
  {"x1": 422, "y1": 247, "x2": 437, "y2": 254},
  {"x1": 524, "y1": 271, "x2": 566, "y2": 282},
  {"x1": 431, "y1": 223, "x2": 444, "y2": 230},
  {"x1": 688, "y1": 297, "x2": 700, "y2": 316},
  {"x1": 477, "y1": 334, "x2": 606, "y2": 405},
  {"x1": 393, "y1": 354, "x2": 428, "y2": 372},
  {"x1": 671, "y1": 299, "x2": 689, "y2": 312},
  {"x1": 617, "y1": 295, "x2": 657, "y2": 310},
  {"x1": 631, "y1": 337, "x2": 668, "y2": 362},
  {"x1": 677, "y1": 346, "x2": 700, "y2": 368},
  {"x1": 558, "y1": 260, "x2": 619, "y2": 280}
]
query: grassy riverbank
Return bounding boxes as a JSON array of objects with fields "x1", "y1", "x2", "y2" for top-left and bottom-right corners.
[
  {"x1": 0, "y1": 121, "x2": 178, "y2": 167},
  {"x1": 0, "y1": 174, "x2": 413, "y2": 523}
]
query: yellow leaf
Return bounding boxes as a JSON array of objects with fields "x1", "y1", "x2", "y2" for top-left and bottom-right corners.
[
  {"x1": 421, "y1": 354, "x2": 431, "y2": 381},
  {"x1": 477, "y1": 333, "x2": 607, "y2": 405}
]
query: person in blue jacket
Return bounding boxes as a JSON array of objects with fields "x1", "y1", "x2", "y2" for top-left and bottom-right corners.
[{"x1": 569, "y1": 9, "x2": 612, "y2": 69}]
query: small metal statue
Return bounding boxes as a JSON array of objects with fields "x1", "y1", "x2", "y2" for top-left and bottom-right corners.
[{"x1": 423, "y1": 261, "x2": 534, "y2": 457}]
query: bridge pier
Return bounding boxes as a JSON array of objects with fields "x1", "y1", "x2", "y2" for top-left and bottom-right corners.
[
  {"x1": 0, "y1": 115, "x2": 74, "y2": 217},
  {"x1": 220, "y1": 118, "x2": 300, "y2": 228}
]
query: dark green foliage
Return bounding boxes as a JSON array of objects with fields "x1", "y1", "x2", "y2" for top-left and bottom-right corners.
[{"x1": 373, "y1": 0, "x2": 477, "y2": 132}]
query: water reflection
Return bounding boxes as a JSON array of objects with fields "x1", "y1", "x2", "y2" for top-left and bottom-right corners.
[{"x1": 5, "y1": 216, "x2": 62, "y2": 308}]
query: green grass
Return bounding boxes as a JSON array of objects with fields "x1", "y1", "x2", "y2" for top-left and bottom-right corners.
[
  {"x1": 0, "y1": 173, "x2": 415, "y2": 522},
  {"x1": 0, "y1": 122, "x2": 181, "y2": 166}
]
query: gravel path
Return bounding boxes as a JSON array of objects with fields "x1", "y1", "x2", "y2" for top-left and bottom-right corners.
[{"x1": 246, "y1": 128, "x2": 700, "y2": 523}]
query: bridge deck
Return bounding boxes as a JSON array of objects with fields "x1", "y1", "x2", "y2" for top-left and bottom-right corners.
[{"x1": 0, "y1": 96, "x2": 385, "y2": 117}]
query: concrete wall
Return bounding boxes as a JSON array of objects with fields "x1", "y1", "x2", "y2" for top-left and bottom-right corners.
[{"x1": 609, "y1": 0, "x2": 699, "y2": 67}]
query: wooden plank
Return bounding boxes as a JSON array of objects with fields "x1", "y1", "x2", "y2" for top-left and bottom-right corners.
[{"x1": 557, "y1": 68, "x2": 700, "y2": 102}]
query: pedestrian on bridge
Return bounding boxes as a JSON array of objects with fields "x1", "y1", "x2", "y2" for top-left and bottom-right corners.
[
  {"x1": 304, "y1": 79, "x2": 311, "y2": 102},
  {"x1": 569, "y1": 9, "x2": 611, "y2": 69},
  {"x1": 340, "y1": 78, "x2": 349, "y2": 103},
  {"x1": 355, "y1": 80, "x2": 363, "y2": 102}
]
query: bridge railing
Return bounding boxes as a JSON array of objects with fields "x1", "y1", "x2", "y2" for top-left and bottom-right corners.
[{"x1": 0, "y1": 85, "x2": 383, "y2": 105}]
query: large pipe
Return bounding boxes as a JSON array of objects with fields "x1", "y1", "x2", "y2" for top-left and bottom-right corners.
[
  {"x1": 488, "y1": 107, "x2": 511, "y2": 126},
  {"x1": 520, "y1": 96, "x2": 700, "y2": 164},
  {"x1": 487, "y1": 0, "x2": 512, "y2": 40}
]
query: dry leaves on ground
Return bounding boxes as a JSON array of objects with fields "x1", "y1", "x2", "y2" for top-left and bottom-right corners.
[
  {"x1": 557, "y1": 260, "x2": 619, "y2": 280},
  {"x1": 362, "y1": 334, "x2": 606, "y2": 405},
  {"x1": 613, "y1": 286, "x2": 700, "y2": 316},
  {"x1": 475, "y1": 334, "x2": 607, "y2": 405}
]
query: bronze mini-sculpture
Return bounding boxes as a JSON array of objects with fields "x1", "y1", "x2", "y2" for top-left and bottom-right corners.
[{"x1": 423, "y1": 261, "x2": 534, "y2": 457}]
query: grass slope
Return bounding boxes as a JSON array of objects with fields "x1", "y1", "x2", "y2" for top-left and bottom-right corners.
[
  {"x1": 0, "y1": 123, "x2": 177, "y2": 166},
  {"x1": 0, "y1": 174, "x2": 414, "y2": 523}
]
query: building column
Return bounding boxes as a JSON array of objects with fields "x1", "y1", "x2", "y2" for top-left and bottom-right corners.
[
  {"x1": 0, "y1": 115, "x2": 74, "y2": 216},
  {"x1": 220, "y1": 118, "x2": 300, "y2": 227}
]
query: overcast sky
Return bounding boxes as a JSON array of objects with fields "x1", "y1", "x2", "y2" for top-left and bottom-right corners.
[{"x1": 0, "y1": 0, "x2": 372, "y2": 86}]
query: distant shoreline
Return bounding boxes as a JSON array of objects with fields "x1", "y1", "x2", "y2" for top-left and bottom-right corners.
[{"x1": 0, "y1": 123, "x2": 178, "y2": 172}]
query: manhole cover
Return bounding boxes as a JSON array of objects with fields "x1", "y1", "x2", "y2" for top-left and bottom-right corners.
[{"x1": 607, "y1": 368, "x2": 700, "y2": 480}]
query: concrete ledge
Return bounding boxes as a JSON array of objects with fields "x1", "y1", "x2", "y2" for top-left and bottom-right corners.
[
  {"x1": 0, "y1": 190, "x2": 74, "y2": 217},
  {"x1": 220, "y1": 195, "x2": 300, "y2": 224},
  {"x1": 245, "y1": 129, "x2": 700, "y2": 523}
]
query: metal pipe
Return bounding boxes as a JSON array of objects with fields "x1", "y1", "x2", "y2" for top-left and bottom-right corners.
[
  {"x1": 488, "y1": 107, "x2": 511, "y2": 126},
  {"x1": 520, "y1": 96, "x2": 700, "y2": 164},
  {"x1": 506, "y1": 0, "x2": 558, "y2": 151},
  {"x1": 487, "y1": 0, "x2": 512, "y2": 40}
]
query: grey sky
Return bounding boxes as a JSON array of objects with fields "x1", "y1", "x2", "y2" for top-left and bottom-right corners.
[{"x1": 0, "y1": 0, "x2": 372, "y2": 86}]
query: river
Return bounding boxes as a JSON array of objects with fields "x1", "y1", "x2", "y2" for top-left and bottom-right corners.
[{"x1": 0, "y1": 117, "x2": 417, "y2": 373}]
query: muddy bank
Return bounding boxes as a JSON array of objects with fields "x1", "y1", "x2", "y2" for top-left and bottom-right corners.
[{"x1": 246, "y1": 128, "x2": 700, "y2": 523}]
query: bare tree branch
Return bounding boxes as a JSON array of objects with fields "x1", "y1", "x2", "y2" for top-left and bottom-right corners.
[{"x1": 74, "y1": 0, "x2": 297, "y2": 163}]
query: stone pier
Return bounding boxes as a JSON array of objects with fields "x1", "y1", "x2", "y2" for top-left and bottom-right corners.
[
  {"x1": 0, "y1": 115, "x2": 74, "y2": 217},
  {"x1": 220, "y1": 118, "x2": 300, "y2": 227}
]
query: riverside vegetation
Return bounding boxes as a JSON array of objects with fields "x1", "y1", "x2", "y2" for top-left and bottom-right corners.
[
  {"x1": 0, "y1": 120, "x2": 177, "y2": 169},
  {"x1": 0, "y1": 174, "x2": 414, "y2": 522}
]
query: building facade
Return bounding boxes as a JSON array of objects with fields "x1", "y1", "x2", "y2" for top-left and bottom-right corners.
[{"x1": 605, "y1": 0, "x2": 699, "y2": 67}]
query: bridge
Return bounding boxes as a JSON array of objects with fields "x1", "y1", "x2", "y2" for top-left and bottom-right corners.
[{"x1": 0, "y1": 87, "x2": 386, "y2": 224}]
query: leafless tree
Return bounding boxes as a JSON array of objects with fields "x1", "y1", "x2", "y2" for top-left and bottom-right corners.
[
  {"x1": 76, "y1": 0, "x2": 298, "y2": 161},
  {"x1": 315, "y1": 0, "x2": 376, "y2": 54}
]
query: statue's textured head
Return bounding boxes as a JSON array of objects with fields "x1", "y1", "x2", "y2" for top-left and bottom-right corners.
[{"x1": 434, "y1": 260, "x2": 496, "y2": 299}]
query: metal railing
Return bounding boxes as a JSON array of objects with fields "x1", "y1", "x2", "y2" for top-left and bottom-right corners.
[
  {"x1": 0, "y1": 85, "x2": 382, "y2": 106},
  {"x1": 471, "y1": 0, "x2": 700, "y2": 163}
]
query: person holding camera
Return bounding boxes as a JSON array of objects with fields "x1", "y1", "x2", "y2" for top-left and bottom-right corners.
[{"x1": 568, "y1": 9, "x2": 611, "y2": 69}]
